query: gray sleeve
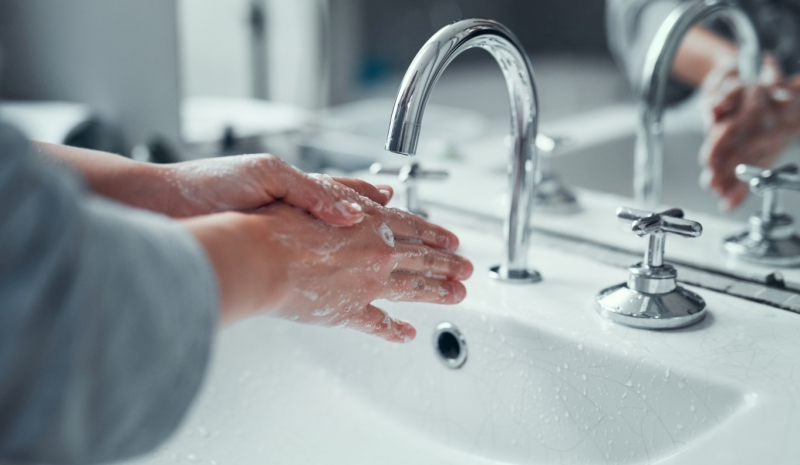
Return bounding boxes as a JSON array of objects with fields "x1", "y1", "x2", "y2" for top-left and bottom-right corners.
[
  {"x1": 606, "y1": 0, "x2": 682, "y2": 91},
  {"x1": 0, "y1": 123, "x2": 218, "y2": 464}
]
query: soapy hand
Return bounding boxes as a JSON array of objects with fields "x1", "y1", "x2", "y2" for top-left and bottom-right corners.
[
  {"x1": 700, "y1": 56, "x2": 800, "y2": 208},
  {"x1": 184, "y1": 195, "x2": 472, "y2": 343},
  {"x1": 161, "y1": 154, "x2": 393, "y2": 225}
]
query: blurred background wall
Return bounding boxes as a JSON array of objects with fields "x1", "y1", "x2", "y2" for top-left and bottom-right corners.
[
  {"x1": 0, "y1": 0, "x2": 182, "y2": 153},
  {"x1": 0, "y1": 0, "x2": 617, "y2": 159}
]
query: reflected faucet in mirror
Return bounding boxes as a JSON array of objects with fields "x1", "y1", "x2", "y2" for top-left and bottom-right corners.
[
  {"x1": 635, "y1": 0, "x2": 759, "y2": 209},
  {"x1": 725, "y1": 163, "x2": 800, "y2": 266},
  {"x1": 385, "y1": 18, "x2": 542, "y2": 283}
]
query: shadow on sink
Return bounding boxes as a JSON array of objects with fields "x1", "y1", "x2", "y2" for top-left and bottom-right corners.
[{"x1": 288, "y1": 302, "x2": 744, "y2": 464}]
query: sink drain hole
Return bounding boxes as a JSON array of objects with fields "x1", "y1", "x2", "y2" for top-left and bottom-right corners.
[{"x1": 433, "y1": 323, "x2": 467, "y2": 369}]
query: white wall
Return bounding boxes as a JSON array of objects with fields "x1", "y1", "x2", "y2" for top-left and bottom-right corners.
[
  {"x1": 178, "y1": 0, "x2": 363, "y2": 108},
  {"x1": 177, "y1": 0, "x2": 253, "y2": 99}
]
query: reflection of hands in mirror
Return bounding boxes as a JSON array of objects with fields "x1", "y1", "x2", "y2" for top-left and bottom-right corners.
[
  {"x1": 700, "y1": 56, "x2": 800, "y2": 209},
  {"x1": 184, "y1": 197, "x2": 473, "y2": 343},
  {"x1": 161, "y1": 154, "x2": 394, "y2": 223}
]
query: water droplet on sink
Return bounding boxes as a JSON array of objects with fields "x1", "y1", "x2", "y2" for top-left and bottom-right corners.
[
  {"x1": 690, "y1": 404, "x2": 696, "y2": 412},
  {"x1": 665, "y1": 368, "x2": 670, "y2": 378},
  {"x1": 678, "y1": 381, "x2": 686, "y2": 389},
  {"x1": 556, "y1": 366, "x2": 561, "y2": 373},
  {"x1": 563, "y1": 363, "x2": 569, "y2": 370},
  {"x1": 186, "y1": 454, "x2": 199, "y2": 463},
  {"x1": 577, "y1": 343, "x2": 584, "y2": 351},
  {"x1": 624, "y1": 380, "x2": 633, "y2": 387},
  {"x1": 676, "y1": 423, "x2": 684, "y2": 430},
  {"x1": 582, "y1": 374, "x2": 587, "y2": 381}
]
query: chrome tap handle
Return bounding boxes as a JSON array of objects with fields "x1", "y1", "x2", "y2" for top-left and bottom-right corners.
[
  {"x1": 736, "y1": 164, "x2": 800, "y2": 194},
  {"x1": 370, "y1": 162, "x2": 448, "y2": 218},
  {"x1": 617, "y1": 207, "x2": 703, "y2": 268},
  {"x1": 735, "y1": 164, "x2": 800, "y2": 219}
]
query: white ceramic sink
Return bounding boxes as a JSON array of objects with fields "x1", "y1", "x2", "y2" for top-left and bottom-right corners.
[{"x1": 128, "y1": 220, "x2": 800, "y2": 465}]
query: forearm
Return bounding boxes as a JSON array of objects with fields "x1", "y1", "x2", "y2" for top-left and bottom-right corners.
[
  {"x1": 673, "y1": 26, "x2": 738, "y2": 87},
  {"x1": 32, "y1": 142, "x2": 172, "y2": 213}
]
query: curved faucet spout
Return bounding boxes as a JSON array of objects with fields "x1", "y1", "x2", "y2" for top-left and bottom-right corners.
[
  {"x1": 635, "y1": 0, "x2": 760, "y2": 208},
  {"x1": 385, "y1": 19, "x2": 541, "y2": 283}
]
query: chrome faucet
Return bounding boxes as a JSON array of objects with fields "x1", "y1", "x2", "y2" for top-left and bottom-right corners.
[
  {"x1": 635, "y1": 0, "x2": 759, "y2": 208},
  {"x1": 385, "y1": 19, "x2": 541, "y2": 283}
]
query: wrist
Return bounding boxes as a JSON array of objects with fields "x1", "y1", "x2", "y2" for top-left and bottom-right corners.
[{"x1": 182, "y1": 212, "x2": 288, "y2": 324}]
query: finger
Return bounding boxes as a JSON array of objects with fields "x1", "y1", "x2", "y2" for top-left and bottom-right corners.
[
  {"x1": 384, "y1": 274, "x2": 466, "y2": 304},
  {"x1": 393, "y1": 242, "x2": 473, "y2": 280},
  {"x1": 713, "y1": 83, "x2": 744, "y2": 121},
  {"x1": 379, "y1": 207, "x2": 460, "y2": 252},
  {"x1": 255, "y1": 157, "x2": 368, "y2": 226},
  {"x1": 333, "y1": 177, "x2": 393, "y2": 206},
  {"x1": 271, "y1": 167, "x2": 367, "y2": 226},
  {"x1": 761, "y1": 54, "x2": 783, "y2": 85},
  {"x1": 344, "y1": 304, "x2": 416, "y2": 343},
  {"x1": 725, "y1": 182, "x2": 750, "y2": 210}
]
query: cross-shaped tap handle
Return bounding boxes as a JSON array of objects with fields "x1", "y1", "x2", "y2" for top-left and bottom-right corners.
[
  {"x1": 736, "y1": 164, "x2": 800, "y2": 220},
  {"x1": 616, "y1": 207, "x2": 702, "y2": 268},
  {"x1": 736, "y1": 164, "x2": 800, "y2": 195},
  {"x1": 369, "y1": 162, "x2": 449, "y2": 218}
]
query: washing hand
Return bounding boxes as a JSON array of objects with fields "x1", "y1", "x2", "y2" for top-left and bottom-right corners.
[
  {"x1": 33, "y1": 143, "x2": 394, "y2": 226},
  {"x1": 185, "y1": 197, "x2": 473, "y2": 343},
  {"x1": 700, "y1": 56, "x2": 800, "y2": 209},
  {"x1": 160, "y1": 154, "x2": 394, "y2": 224}
]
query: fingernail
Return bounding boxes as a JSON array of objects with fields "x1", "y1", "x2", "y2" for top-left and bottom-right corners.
[
  {"x1": 453, "y1": 284, "x2": 467, "y2": 302},
  {"x1": 459, "y1": 260, "x2": 474, "y2": 280},
  {"x1": 379, "y1": 189, "x2": 392, "y2": 200},
  {"x1": 402, "y1": 325, "x2": 417, "y2": 343}
]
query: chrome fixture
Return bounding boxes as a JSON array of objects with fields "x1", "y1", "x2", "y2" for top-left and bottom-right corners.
[
  {"x1": 724, "y1": 164, "x2": 800, "y2": 266},
  {"x1": 370, "y1": 162, "x2": 448, "y2": 219},
  {"x1": 596, "y1": 207, "x2": 706, "y2": 329},
  {"x1": 385, "y1": 19, "x2": 541, "y2": 283},
  {"x1": 433, "y1": 322, "x2": 467, "y2": 369},
  {"x1": 635, "y1": 0, "x2": 759, "y2": 208},
  {"x1": 534, "y1": 133, "x2": 579, "y2": 214}
]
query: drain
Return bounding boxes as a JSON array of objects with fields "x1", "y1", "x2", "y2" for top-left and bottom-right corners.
[{"x1": 433, "y1": 323, "x2": 467, "y2": 369}]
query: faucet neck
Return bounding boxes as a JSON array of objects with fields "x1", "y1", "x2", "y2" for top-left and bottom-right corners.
[{"x1": 385, "y1": 19, "x2": 542, "y2": 283}]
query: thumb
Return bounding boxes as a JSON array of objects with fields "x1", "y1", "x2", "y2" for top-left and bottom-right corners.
[{"x1": 267, "y1": 162, "x2": 367, "y2": 226}]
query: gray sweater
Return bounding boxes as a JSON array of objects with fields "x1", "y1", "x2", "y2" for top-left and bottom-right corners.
[{"x1": 0, "y1": 122, "x2": 217, "y2": 464}]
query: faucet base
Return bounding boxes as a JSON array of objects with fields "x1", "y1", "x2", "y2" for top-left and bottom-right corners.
[
  {"x1": 533, "y1": 172, "x2": 580, "y2": 215},
  {"x1": 595, "y1": 283, "x2": 706, "y2": 330},
  {"x1": 723, "y1": 231, "x2": 800, "y2": 267},
  {"x1": 489, "y1": 265, "x2": 542, "y2": 283}
]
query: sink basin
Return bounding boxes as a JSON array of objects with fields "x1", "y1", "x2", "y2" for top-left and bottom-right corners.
[
  {"x1": 295, "y1": 302, "x2": 741, "y2": 464},
  {"x1": 128, "y1": 218, "x2": 800, "y2": 465}
]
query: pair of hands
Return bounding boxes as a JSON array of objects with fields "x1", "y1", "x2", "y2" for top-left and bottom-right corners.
[
  {"x1": 161, "y1": 155, "x2": 472, "y2": 342},
  {"x1": 700, "y1": 56, "x2": 800, "y2": 208}
]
